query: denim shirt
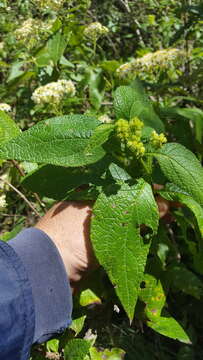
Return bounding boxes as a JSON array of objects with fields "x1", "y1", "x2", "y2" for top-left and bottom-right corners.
[{"x1": 0, "y1": 228, "x2": 72, "y2": 360}]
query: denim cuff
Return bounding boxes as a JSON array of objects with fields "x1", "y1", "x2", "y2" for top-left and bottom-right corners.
[{"x1": 9, "y1": 228, "x2": 72, "y2": 344}]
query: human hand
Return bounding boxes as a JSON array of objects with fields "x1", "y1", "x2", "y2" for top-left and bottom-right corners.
[
  {"x1": 35, "y1": 201, "x2": 98, "y2": 293},
  {"x1": 35, "y1": 194, "x2": 170, "y2": 294}
]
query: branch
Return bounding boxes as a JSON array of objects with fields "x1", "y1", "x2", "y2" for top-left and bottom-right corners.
[{"x1": 1, "y1": 177, "x2": 40, "y2": 217}]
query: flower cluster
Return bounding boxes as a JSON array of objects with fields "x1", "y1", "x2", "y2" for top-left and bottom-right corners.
[
  {"x1": 15, "y1": 18, "x2": 52, "y2": 44},
  {"x1": 0, "y1": 103, "x2": 12, "y2": 112},
  {"x1": 117, "y1": 48, "x2": 184, "y2": 78},
  {"x1": 31, "y1": 79, "x2": 76, "y2": 105},
  {"x1": 116, "y1": 117, "x2": 145, "y2": 157},
  {"x1": 34, "y1": 0, "x2": 65, "y2": 11},
  {"x1": 0, "y1": 194, "x2": 7, "y2": 209},
  {"x1": 99, "y1": 115, "x2": 112, "y2": 123},
  {"x1": 84, "y1": 22, "x2": 109, "y2": 41},
  {"x1": 150, "y1": 130, "x2": 167, "y2": 148},
  {"x1": 0, "y1": 42, "x2": 4, "y2": 51}
]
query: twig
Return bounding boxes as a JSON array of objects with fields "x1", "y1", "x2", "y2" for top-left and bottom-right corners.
[
  {"x1": 117, "y1": 0, "x2": 130, "y2": 12},
  {"x1": 1, "y1": 177, "x2": 40, "y2": 217},
  {"x1": 116, "y1": 0, "x2": 145, "y2": 47},
  {"x1": 11, "y1": 160, "x2": 45, "y2": 211}
]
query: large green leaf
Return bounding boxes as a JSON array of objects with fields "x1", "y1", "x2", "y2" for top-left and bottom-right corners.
[
  {"x1": 0, "y1": 115, "x2": 112, "y2": 167},
  {"x1": 139, "y1": 274, "x2": 191, "y2": 344},
  {"x1": 159, "y1": 184, "x2": 203, "y2": 236},
  {"x1": 149, "y1": 317, "x2": 191, "y2": 344},
  {"x1": 91, "y1": 179, "x2": 159, "y2": 319},
  {"x1": 64, "y1": 339, "x2": 90, "y2": 360},
  {"x1": 148, "y1": 143, "x2": 203, "y2": 206},
  {"x1": 22, "y1": 158, "x2": 109, "y2": 200},
  {"x1": 0, "y1": 110, "x2": 20, "y2": 144},
  {"x1": 113, "y1": 85, "x2": 164, "y2": 132}
]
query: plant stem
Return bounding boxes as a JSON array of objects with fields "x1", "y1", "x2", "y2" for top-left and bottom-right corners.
[
  {"x1": 1, "y1": 178, "x2": 40, "y2": 217},
  {"x1": 11, "y1": 160, "x2": 45, "y2": 212}
]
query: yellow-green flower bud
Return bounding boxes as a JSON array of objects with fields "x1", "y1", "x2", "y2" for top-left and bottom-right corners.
[
  {"x1": 129, "y1": 117, "x2": 144, "y2": 131},
  {"x1": 127, "y1": 139, "x2": 145, "y2": 157},
  {"x1": 116, "y1": 119, "x2": 129, "y2": 140},
  {"x1": 150, "y1": 130, "x2": 167, "y2": 148}
]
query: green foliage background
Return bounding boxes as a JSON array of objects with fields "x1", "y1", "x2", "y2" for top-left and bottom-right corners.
[{"x1": 0, "y1": 0, "x2": 203, "y2": 359}]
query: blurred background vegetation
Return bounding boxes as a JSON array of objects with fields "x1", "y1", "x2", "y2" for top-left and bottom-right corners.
[{"x1": 0, "y1": 1, "x2": 203, "y2": 359}]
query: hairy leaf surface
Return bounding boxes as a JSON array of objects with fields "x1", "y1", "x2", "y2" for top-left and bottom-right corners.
[
  {"x1": 22, "y1": 158, "x2": 109, "y2": 199},
  {"x1": 0, "y1": 115, "x2": 112, "y2": 167},
  {"x1": 64, "y1": 339, "x2": 90, "y2": 360},
  {"x1": 91, "y1": 179, "x2": 159, "y2": 319},
  {"x1": 148, "y1": 143, "x2": 203, "y2": 206},
  {"x1": 160, "y1": 184, "x2": 203, "y2": 236},
  {"x1": 113, "y1": 85, "x2": 164, "y2": 132},
  {"x1": 0, "y1": 111, "x2": 20, "y2": 144}
]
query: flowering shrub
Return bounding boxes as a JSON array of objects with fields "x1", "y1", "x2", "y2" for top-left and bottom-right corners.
[
  {"x1": 117, "y1": 48, "x2": 185, "y2": 79},
  {"x1": 31, "y1": 80, "x2": 76, "y2": 105},
  {"x1": 0, "y1": 0, "x2": 203, "y2": 359}
]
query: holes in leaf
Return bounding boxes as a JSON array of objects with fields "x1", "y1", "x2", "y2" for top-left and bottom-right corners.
[
  {"x1": 140, "y1": 281, "x2": 146, "y2": 289},
  {"x1": 140, "y1": 225, "x2": 153, "y2": 244}
]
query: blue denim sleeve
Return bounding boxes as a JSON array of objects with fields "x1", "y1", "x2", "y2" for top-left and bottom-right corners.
[
  {"x1": 0, "y1": 228, "x2": 72, "y2": 360},
  {"x1": 0, "y1": 240, "x2": 35, "y2": 360},
  {"x1": 9, "y1": 228, "x2": 73, "y2": 344}
]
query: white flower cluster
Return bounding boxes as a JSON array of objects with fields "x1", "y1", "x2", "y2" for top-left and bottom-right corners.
[
  {"x1": 15, "y1": 18, "x2": 52, "y2": 43},
  {"x1": 0, "y1": 103, "x2": 12, "y2": 112},
  {"x1": 31, "y1": 79, "x2": 76, "y2": 105},
  {"x1": 34, "y1": 0, "x2": 65, "y2": 11},
  {"x1": 117, "y1": 48, "x2": 184, "y2": 78},
  {"x1": 98, "y1": 114, "x2": 112, "y2": 123},
  {"x1": 0, "y1": 194, "x2": 7, "y2": 209},
  {"x1": 84, "y1": 22, "x2": 109, "y2": 41}
]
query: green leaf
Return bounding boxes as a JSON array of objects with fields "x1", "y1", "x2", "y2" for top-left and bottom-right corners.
[
  {"x1": 1, "y1": 217, "x2": 25, "y2": 242},
  {"x1": 166, "y1": 264, "x2": 203, "y2": 299},
  {"x1": 139, "y1": 274, "x2": 166, "y2": 320},
  {"x1": 160, "y1": 184, "x2": 203, "y2": 236},
  {"x1": 113, "y1": 85, "x2": 164, "y2": 132},
  {"x1": 64, "y1": 339, "x2": 90, "y2": 360},
  {"x1": 148, "y1": 143, "x2": 203, "y2": 206},
  {"x1": 114, "y1": 86, "x2": 137, "y2": 120},
  {"x1": 139, "y1": 274, "x2": 191, "y2": 344},
  {"x1": 159, "y1": 107, "x2": 203, "y2": 143},
  {"x1": 91, "y1": 179, "x2": 159, "y2": 319},
  {"x1": 148, "y1": 317, "x2": 191, "y2": 344},
  {"x1": 131, "y1": 104, "x2": 164, "y2": 133},
  {"x1": 69, "y1": 315, "x2": 86, "y2": 335},
  {"x1": 36, "y1": 30, "x2": 68, "y2": 67},
  {"x1": 47, "y1": 30, "x2": 68, "y2": 66},
  {"x1": 22, "y1": 157, "x2": 110, "y2": 199},
  {"x1": 86, "y1": 124, "x2": 114, "y2": 151},
  {"x1": 46, "y1": 339, "x2": 59, "y2": 353},
  {"x1": 79, "y1": 289, "x2": 101, "y2": 307},
  {"x1": 90, "y1": 347, "x2": 125, "y2": 360},
  {"x1": 7, "y1": 61, "x2": 24, "y2": 82},
  {"x1": 0, "y1": 111, "x2": 20, "y2": 144},
  {"x1": 0, "y1": 115, "x2": 110, "y2": 167},
  {"x1": 109, "y1": 163, "x2": 131, "y2": 182},
  {"x1": 86, "y1": 68, "x2": 105, "y2": 110}
]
